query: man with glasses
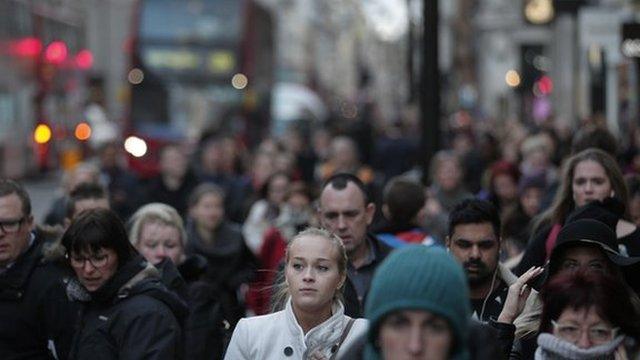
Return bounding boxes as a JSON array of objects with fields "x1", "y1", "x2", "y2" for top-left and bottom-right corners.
[{"x1": 0, "y1": 179, "x2": 77, "y2": 359}]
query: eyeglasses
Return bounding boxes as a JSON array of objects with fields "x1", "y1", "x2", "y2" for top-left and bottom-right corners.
[
  {"x1": 0, "y1": 217, "x2": 25, "y2": 233},
  {"x1": 551, "y1": 320, "x2": 619, "y2": 344},
  {"x1": 69, "y1": 253, "x2": 110, "y2": 269}
]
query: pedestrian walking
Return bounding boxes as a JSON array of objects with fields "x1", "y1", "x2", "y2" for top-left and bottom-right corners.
[
  {"x1": 224, "y1": 227, "x2": 367, "y2": 359},
  {"x1": 61, "y1": 208, "x2": 186, "y2": 359}
]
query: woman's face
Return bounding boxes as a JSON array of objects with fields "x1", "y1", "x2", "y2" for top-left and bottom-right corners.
[
  {"x1": 138, "y1": 221, "x2": 183, "y2": 265},
  {"x1": 572, "y1": 160, "x2": 612, "y2": 207},
  {"x1": 378, "y1": 310, "x2": 453, "y2": 360},
  {"x1": 268, "y1": 175, "x2": 289, "y2": 205},
  {"x1": 190, "y1": 193, "x2": 225, "y2": 231},
  {"x1": 285, "y1": 235, "x2": 344, "y2": 314},
  {"x1": 521, "y1": 187, "x2": 543, "y2": 217},
  {"x1": 552, "y1": 306, "x2": 617, "y2": 349},
  {"x1": 69, "y1": 247, "x2": 118, "y2": 292},
  {"x1": 494, "y1": 174, "x2": 518, "y2": 203},
  {"x1": 436, "y1": 159, "x2": 461, "y2": 191},
  {"x1": 558, "y1": 246, "x2": 611, "y2": 276}
]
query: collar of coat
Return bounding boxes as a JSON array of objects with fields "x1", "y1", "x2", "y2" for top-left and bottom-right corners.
[
  {"x1": 65, "y1": 256, "x2": 159, "y2": 304},
  {"x1": 535, "y1": 333, "x2": 624, "y2": 359},
  {"x1": 0, "y1": 234, "x2": 41, "y2": 299},
  {"x1": 284, "y1": 299, "x2": 352, "y2": 357}
]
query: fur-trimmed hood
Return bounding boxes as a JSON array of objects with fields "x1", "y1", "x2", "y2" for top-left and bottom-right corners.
[{"x1": 65, "y1": 255, "x2": 188, "y2": 323}]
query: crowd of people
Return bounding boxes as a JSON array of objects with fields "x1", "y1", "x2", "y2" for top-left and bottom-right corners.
[{"x1": 4, "y1": 114, "x2": 640, "y2": 359}]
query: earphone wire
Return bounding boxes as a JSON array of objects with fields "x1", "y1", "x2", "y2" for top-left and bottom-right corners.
[{"x1": 479, "y1": 266, "x2": 498, "y2": 322}]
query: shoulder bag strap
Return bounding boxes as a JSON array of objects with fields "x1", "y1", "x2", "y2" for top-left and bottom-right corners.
[{"x1": 329, "y1": 318, "x2": 356, "y2": 360}]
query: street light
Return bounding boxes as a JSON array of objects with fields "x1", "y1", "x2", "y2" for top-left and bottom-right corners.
[{"x1": 524, "y1": 0, "x2": 554, "y2": 25}]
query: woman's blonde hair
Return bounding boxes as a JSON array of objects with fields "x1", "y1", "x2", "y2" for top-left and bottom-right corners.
[
  {"x1": 271, "y1": 227, "x2": 347, "y2": 312},
  {"x1": 128, "y1": 202, "x2": 186, "y2": 248},
  {"x1": 533, "y1": 148, "x2": 628, "y2": 231}
]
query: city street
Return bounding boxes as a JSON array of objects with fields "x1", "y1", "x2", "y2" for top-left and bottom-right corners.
[{"x1": 23, "y1": 173, "x2": 61, "y2": 225}]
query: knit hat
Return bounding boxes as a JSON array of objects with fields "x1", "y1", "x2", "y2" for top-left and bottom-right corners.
[{"x1": 364, "y1": 245, "x2": 471, "y2": 360}]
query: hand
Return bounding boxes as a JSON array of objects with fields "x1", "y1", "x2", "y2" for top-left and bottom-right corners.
[
  {"x1": 497, "y1": 266, "x2": 544, "y2": 324},
  {"x1": 614, "y1": 343, "x2": 627, "y2": 360}
]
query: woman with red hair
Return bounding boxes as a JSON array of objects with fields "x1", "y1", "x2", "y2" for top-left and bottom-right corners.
[{"x1": 536, "y1": 270, "x2": 640, "y2": 359}]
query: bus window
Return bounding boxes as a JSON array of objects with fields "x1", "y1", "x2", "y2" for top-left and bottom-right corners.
[{"x1": 139, "y1": 0, "x2": 241, "y2": 44}]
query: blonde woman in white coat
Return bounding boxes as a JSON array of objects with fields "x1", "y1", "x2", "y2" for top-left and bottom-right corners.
[{"x1": 224, "y1": 227, "x2": 367, "y2": 360}]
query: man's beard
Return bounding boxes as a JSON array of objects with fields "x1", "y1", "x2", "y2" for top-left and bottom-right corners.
[{"x1": 463, "y1": 259, "x2": 496, "y2": 286}]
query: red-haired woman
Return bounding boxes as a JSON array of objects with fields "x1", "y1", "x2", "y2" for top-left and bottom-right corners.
[{"x1": 536, "y1": 270, "x2": 640, "y2": 359}]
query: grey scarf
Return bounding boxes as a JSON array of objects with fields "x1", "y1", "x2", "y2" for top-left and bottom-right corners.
[{"x1": 535, "y1": 333, "x2": 625, "y2": 360}]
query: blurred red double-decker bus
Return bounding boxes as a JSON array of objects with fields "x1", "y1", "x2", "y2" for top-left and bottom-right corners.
[{"x1": 123, "y1": 0, "x2": 275, "y2": 179}]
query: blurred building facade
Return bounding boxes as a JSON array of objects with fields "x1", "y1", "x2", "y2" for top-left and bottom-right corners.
[{"x1": 472, "y1": 0, "x2": 638, "y2": 137}]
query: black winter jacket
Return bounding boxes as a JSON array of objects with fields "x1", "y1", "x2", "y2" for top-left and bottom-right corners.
[
  {"x1": 185, "y1": 220, "x2": 257, "y2": 325},
  {"x1": 68, "y1": 256, "x2": 188, "y2": 360},
  {"x1": 0, "y1": 235, "x2": 78, "y2": 360}
]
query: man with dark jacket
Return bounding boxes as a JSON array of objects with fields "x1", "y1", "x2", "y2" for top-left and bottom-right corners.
[
  {"x1": 446, "y1": 199, "x2": 516, "y2": 322},
  {"x1": 0, "y1": 179, "x2": 77, "y2": 359},
  {"x1": 317, "y1": 173, "x2": 392, "y2": 317},
  {"x1": 142, "y1": 144, "x2": 200, "y2": 217}
]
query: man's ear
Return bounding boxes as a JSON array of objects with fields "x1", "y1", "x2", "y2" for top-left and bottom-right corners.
[
  {"x1": 26, "y1": 215, "x2": 35, "y2": 231},
  {"x1": 365, "y1": 203, "x2": 375, "y2": 225}
]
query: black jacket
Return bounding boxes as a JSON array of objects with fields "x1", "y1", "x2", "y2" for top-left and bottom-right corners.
[
  {"x1": 185, "y1": 220, "x2": 257, "y2": 324},
  {"x1": 343, "y1": 233, "x2": 393, "y2": 318},
  {"x1": 68, "y1": 256, "x2": 188, "y2": 360},
  {"x1": 142, "y1": 170, "x2": 200, "y2": 217},
  {"x1": 0, "y1": 235, "x2": 78, "y2": 360}
]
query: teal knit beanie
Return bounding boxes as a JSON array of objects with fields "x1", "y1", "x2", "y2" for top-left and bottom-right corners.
[{"x1": 364, "y1": 245, "x2": 471, "y2": 360}]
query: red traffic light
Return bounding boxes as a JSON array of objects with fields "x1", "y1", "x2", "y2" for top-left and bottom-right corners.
[
  {"x1": 537, "y1": 75, "x2": 553, "y2": 95},
  {"x1": 75, "y1": 49, "x2": 94, "y2": 69},
  {"x1": 9, "y1": 37, "x2": 42, "y2": 58},
  {"x1": 45, "y1": 41, "x2": 68, "y2": 65}
]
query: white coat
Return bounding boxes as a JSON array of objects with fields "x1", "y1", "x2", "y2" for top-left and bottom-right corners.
[{"x1": 224, "y1": 300, "x2": 368, "y2": 359}]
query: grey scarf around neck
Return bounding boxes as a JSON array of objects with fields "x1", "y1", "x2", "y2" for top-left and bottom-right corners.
[{"x1": 534, "y1": 333, "x2": 625, "y2": 360}]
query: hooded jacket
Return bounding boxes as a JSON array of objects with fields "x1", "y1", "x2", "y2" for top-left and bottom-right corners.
[{"x1": 68, "y1": 255, "x2": 187, "y2": 360}]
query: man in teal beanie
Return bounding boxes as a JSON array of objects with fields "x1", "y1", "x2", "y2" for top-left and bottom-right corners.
[{"x1": 364, "y1": 245, "x2": 471, "y2": 360}]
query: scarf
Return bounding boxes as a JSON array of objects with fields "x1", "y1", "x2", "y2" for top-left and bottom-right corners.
[{"x1": 535, "y1": 333, "x2": 625, "y2": 360}]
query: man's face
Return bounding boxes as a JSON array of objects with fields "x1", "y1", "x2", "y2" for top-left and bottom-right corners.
[
  {"x1": 446, "y1": 222, "x2": 499, "y2": 285},
  {"x1": 0, "y1": 194, "x2": 33, "y2": 267},
  {"x1": 378, "y1": 310, "x2": 452, "y2": 360},
  {"x1": 318, "y1": 182, "x2": 374, "y2": 256},
  {"x1": 160, "y1": 147, "x2": 187, "y2": 179}
]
